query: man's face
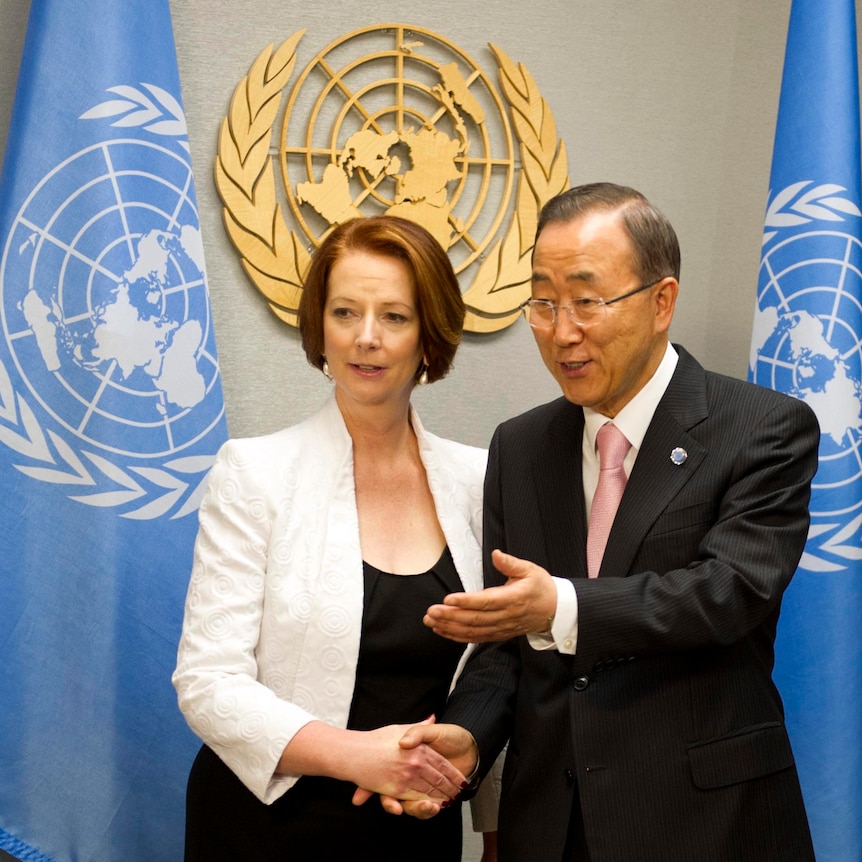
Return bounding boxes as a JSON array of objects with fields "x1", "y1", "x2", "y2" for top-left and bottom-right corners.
[{"x1": 529, "y1": 210, "x2": 678, "y2": 417}]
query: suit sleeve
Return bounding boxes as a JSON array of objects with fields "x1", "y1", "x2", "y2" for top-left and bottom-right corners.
[{"x1": 442, "y1": 425, "x2": 520, "y2": 773}]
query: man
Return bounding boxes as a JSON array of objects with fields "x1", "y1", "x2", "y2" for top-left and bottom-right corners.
[{"x1": 399, "y1": 183, "x2": 819, "y2": 861}]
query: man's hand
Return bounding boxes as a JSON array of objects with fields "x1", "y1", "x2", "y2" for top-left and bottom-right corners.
[
  {"x1": 358, "y1": 722, "x2": 479, "y2": 818},
  {"x1": 424, "y1": 549, "x2": 558, "y2": 642},
  {"x1": 398, "y1": 721, "x2": 478, "y2": 776}
]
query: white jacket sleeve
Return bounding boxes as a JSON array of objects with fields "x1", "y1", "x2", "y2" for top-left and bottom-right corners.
[{"x1": 172, "y1": 438, "x2": 317, "y2": 804}]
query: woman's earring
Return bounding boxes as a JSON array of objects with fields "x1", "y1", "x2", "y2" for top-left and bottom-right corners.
[
  {"x1": 418, "y1": 365, "x2": 429, "y2": 386},
  {"x1": 322, "y1": 358, "x2": 332, "y2": 380}
]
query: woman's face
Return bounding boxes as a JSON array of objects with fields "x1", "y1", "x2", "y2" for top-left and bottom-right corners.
[{"x1": 323, "y1": 250, "x2": 424, "y2": 413}]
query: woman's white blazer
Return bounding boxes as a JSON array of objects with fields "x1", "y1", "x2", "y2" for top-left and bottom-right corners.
[{"x1": 172, "y1": 396, "x2": 486, "y2": 804}]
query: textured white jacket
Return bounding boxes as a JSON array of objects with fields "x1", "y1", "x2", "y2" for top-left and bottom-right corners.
[{"x1": 173, "y1": 396, "x2": 486, "y2": 805}]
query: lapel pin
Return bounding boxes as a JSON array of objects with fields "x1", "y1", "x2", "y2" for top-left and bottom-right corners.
[{"x1": 670, "y1": 447, "x2": 688, "y2": 466}]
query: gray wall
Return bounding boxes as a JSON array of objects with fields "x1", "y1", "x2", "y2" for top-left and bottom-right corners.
[
  {"x1": 0, "y1": 3, "x2": 854, "y2": 860},
  {"x1": 173, "y1": 0, "x2": 791, "y2": 447},
  {"x1": 1, "y1": 1, "x2": 817, "y2": 451}
]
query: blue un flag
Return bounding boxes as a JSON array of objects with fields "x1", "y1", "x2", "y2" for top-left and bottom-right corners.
[
  {"x1": 748, "y1": 1, "x2": 862, "y2": 859},
  {"x1": 0, "y1": 2, "x2": 228, "y2": 860}
]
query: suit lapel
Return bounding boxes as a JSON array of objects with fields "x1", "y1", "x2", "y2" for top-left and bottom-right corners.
[{"x1": 599, "y1": 347, "x2": 710, "y2": 578}]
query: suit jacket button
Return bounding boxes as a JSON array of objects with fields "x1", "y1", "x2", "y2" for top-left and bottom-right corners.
[
  {"x1": 572, "y1": 675, "x2": 590, "y2": 691},
  {"x1": 563, "y1": 769, "x2": 574, "y2": 785}
]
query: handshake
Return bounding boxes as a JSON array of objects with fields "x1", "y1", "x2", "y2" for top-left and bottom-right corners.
[
  {"x1": 350, "y1": 719, "x2": 479, "y2": 819},
  {"x1": 344, "y1": 548, "x2": 556, "y2": 816}
]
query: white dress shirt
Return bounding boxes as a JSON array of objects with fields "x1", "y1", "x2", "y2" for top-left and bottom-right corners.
[{"x1": 529, "y1": 342, "x2": 679, "y2": 654}]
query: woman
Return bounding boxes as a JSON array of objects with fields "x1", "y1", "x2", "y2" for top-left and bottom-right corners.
[{"x1": 173, "y1": 216, "x2": 496, "y2": 860}]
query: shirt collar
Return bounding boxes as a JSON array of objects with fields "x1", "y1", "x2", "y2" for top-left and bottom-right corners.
[{"x1": 584, "y1": 342, "x2": 679, "y2": 454}]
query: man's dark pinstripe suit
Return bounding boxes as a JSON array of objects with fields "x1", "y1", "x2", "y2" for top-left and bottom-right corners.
[{"x1": 444, "y1": 345, "x2": 819, "y2": 862}]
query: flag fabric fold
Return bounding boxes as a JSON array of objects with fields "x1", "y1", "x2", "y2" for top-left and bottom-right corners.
[
  {"x1": 748, "y1": 1, "x2": 862, "y2": 860},
  {"x1": 0, "y1": 2, "x2": 227, "y2": 860}
]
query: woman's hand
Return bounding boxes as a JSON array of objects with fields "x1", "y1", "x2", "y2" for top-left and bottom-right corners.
[
  {"x1": 344, "y1": 719, "x2": 468, "y2": 801},
  {"x1": 353, "y1": 719, "x2": 479, "y2": 818},
  {"x1": 279, "y1": 716, "x2": 466, "y2": 805}
]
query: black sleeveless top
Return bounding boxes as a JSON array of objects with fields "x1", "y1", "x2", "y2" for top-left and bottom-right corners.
[{"x1": 349, "y1": 546, "x2": 467, "y2": 729}]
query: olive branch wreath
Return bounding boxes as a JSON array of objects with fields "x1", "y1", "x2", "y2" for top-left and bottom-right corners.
[
  {"x1": 79, "y1": 82, "x2": 191, "y2": 152},
  {"x1": 0, "y1": 89, "x2": 218, "y2": 520},
  {"x1": 762, "y1": 180, "x2": 862, "y2": 246},
  {"x1": 215, "y1": 32, "x2": 569, "y2": 333},
  {"x1": 0, "y1": 331, "x2": 215, "y2": 520}
]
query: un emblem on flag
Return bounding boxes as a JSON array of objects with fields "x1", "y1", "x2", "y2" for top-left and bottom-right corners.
[
  {"x1": 0, "y1": 95, "x2": 225, "y2": 519},
  {"x1": 750, "y1": 183, "x2": 862, "y2": 571}
]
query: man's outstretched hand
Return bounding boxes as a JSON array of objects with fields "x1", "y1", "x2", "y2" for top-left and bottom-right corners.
[{"x1": 424, "y1": 549, "x2": 557, "y2": 642}]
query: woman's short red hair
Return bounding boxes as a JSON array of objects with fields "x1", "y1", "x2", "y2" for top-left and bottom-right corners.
[{"x1": 299, "y1": 216, "x2": 465, "y2": 383}]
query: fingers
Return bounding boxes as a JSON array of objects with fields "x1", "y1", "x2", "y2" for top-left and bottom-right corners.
[
  {"x1": 422, "y1": 557, "x2": 532, "y2": 621},
  {"x1": 413, "y1": 750, "x2": 466, "y2": 799},
  {"x1": 378, "y1": 794, "x2": 404, "y2": 816},
  {"x1": 423, "y1": 586, "x2": 522, "y2": 643},
  {"x1": 372, "y1": 737, "x2": 465, "y2": 801},
  {"x1": 354, "y1": 723, "x2": 467, "y2": 803},
  {"x1": 491, "y1": 548, "x2": 529, "y2": 578},
  {"x1": 435, "y1": 551, "x2": 535, "y2": 613},
  {"x1": 358, "y1": 725, "x2": 475, "y2": 818},
  {"x1": 425, "y1": 549, "x2": 557, "y2": 641},
  {"x1": 424, "y1": 608, "x2": 523, "y2": 642},
  {"x1": 357, "y1": 792, "x2": 441, "y2": 819},
  {"x1": 424, "y1": 600, "x2": 533, "y2": 642},
  {"x1": 379, "y1": 795, "x2": 444, "y2": 819},
  {"x1": 398, "y1": 721, "x2": 444, "y2": 750},
  {"x1": 398, "y1": 722, "x2": 473, "y2": 756},
  {"x1": 401, "y1": 798, "x2": 444, "y2": 820},
  {"x1": 398, "y1": 724, "x2": 478, "y2": 784},
  {"x1": 352, "y1": 787, "x2": 374, "y2": 806},
  {"x1": 442, "y1": 582, "x2": 514, "y2": 612}
]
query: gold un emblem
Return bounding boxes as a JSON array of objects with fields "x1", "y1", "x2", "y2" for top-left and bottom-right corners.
[{"x1": 216, "y1": 24, "x2": 569, "y2": 333}]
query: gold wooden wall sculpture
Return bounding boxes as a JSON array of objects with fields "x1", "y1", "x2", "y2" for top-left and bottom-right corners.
[{"x1": 215, "y1": 24, "x2": 568, "y2": 333}]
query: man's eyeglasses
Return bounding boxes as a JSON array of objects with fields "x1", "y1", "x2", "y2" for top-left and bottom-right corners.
[{"x1": 519, "y1": 277, "x2": 667, "y2": 329}]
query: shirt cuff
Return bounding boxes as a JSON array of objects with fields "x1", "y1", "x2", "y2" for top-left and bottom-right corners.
[{"x1": 526, "y1": 576, "x2": 578, "y2": 654}]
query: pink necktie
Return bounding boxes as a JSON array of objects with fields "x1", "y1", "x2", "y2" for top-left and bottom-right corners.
[{"x1": 587, "y1": 423, "x2": 631, "y2": 578}]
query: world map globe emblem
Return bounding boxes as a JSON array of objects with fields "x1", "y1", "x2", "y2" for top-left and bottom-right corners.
[
  {"x1": 280, "y1": 24, "x2": 515, "y2": 274},
  {"x1": 216, "y1": 26, "x2": 568, "y2": 332},
  {"x1": 0, "y1": 138, "x2": 224, "y2": 459},
  {"x1": 750, "y1": 229, "x2": 862, "y2": 523}
]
